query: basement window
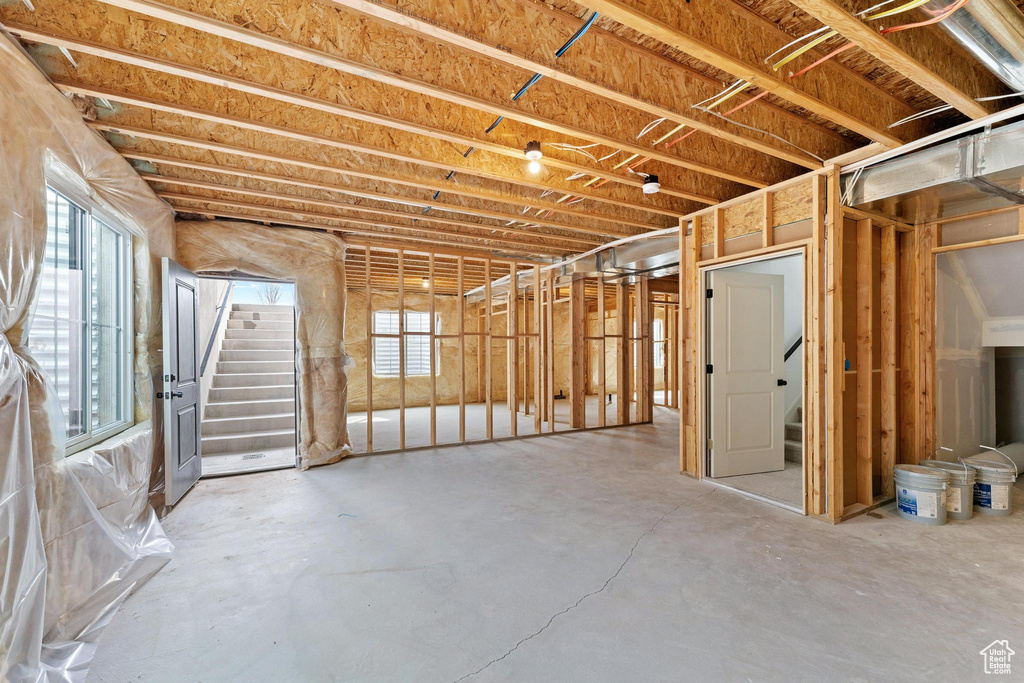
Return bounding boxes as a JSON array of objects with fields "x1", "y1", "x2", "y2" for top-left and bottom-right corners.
[
  {"x1": 373, "y1": 311, "x2": 441, "y2": 377},
  {"x1": 27, "y1": 182, "x2": 134, "y2": 453}
]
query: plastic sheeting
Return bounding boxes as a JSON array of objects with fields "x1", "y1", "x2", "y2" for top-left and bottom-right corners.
[
  {"x1": 174, "y1": 220, "x2": 352, "y2": 467},
  {"x1": 1, "y1": 31, "x2": 174, "y2": 681}
]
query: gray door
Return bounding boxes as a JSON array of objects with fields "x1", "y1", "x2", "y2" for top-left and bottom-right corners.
[{"x1": 162, "y1": 257, "x2": 202, "y2": 505}]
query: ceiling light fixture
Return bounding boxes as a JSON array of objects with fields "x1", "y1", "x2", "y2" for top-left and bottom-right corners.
[
  {"x1": 528, "y1": 160, "x2": 542, "y2": 174},
  {"x1": 524, "y1": 140, "x2": 543, "y2": 161},
  {"x1": 642, "y1": 174, "x2": 661, "y2": 195}
]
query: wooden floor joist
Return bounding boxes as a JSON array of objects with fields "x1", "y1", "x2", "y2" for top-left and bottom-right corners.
[
  {"x1": 75, "y1": 1, "x2": 762, "y2": 192},
  {"x1": 89, "y1": 122, "x2": 682, "y2": 224},
  {"x1": 329, "y1": 0, "x2": 821, "y2": 170},
  {"x1": 130, "y1": 154, "x2": 659, "y2": 235},
  {"x1": 63, "y1": 81, "x2": 718, "y2": 207},
  {"x1": 583, "y1": 0, "x2": 906, "y2": 147}
]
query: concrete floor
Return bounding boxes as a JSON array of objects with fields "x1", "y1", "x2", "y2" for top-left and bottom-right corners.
[
  {"x1": 201, "y1": 446, "x2": 297, "y2": 477},
  {"x1": 712, "y1": 460, "x2": 804, "y2": 511},
  {"x1": 88, "y1": 408, "x2": 1024, "y2": 682}
]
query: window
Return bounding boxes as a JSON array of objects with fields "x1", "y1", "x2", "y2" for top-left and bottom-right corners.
[
  {"x1": 28, "y1": 183, "x2": 134, "y2": 452},
  {"x1": 372, "y1": 311, "x2": 441, "y2": 377},
  {"x1": 653, "y1": 318, "x2": 665, "y2": 369}
]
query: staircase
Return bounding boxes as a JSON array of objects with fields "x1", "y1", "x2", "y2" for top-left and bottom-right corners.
[
  {"x1": 785, "y1": 406, "x2": 802, "y2": 463},
  {"x1": 201, "y1": 304, "x2": 296, "y2": 461}
]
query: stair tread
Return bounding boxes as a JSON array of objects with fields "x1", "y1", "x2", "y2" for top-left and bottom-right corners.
[
  {"x1": 207, "y1": 397, "x2": 295, "y2": 406},
  {"x1": 202, "y1": 428, "x2": 296, "y2": 441},
  {"x1": 203, "y1": 412, "x2": 296, "y2": 423}
]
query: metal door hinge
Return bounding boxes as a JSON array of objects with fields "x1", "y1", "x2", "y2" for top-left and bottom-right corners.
[
  {"x1": 706, "y1": 288, "x2": 713, "y2": 298},
  {"x1": 706, "y1": 363, "x2": 713, "y2": 374}
]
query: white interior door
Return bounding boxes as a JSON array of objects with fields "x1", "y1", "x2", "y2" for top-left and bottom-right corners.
[
  {"x1": 709, "y1": 270, "x2": 785, "y2": 477},
  {"x1": 162, "y1": 257, "x2": 202, "y2": 505}
]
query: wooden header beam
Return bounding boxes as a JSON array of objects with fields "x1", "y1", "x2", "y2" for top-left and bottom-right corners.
[
  {"x1": 787, "y1": 0, "x2": 990, "y2": 119},
  {"x1": 584, "y1": 0, "x2": 903, "y2": 146}
]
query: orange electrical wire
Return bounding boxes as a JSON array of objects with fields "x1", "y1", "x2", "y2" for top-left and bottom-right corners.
[
  {"x1": 722, "y1": 90, "x2": 770, "y2": 116},
  {"x1": 664, "y1": 129, "x2": 698, "y2": 150},
  {"x1": 791, "y1": 0, "x2": 971, "y2": 79},
  {"x1": 790, "y1": 42, "x2": 857, "y2": 79},
  {"x1": 880, "y1": 0, "x2": 970, "y2": 34}
]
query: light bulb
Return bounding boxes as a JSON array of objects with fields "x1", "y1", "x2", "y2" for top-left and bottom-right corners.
[{"x1": 528, "y1": 160, "x2": 541, "y2": 174}]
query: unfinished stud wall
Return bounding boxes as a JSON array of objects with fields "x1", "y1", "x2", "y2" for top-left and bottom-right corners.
[{"x1": 345, "y1": 247, "x2": 653, "y2": 454}]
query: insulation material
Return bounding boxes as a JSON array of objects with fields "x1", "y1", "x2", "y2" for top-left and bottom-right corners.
[
  {"x1": 1, "y1": 32, "x2": 174, "y2": 681},
  {"x1": 934, "y1": 251, "x2": 996, "y2": 459},
  {"x1": 174, "y1": 220, "x2": 351, "y2": 467}
]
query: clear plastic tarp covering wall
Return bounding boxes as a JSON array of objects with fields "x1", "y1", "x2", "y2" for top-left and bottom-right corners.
[
  {"x1": 174, "y1": 220, "x2": 351, "y2": 467},
  {"x1": 1, "y1": 34, "x2": 174, "y2": 681},
  {"x1": 935, "y1": 240, "x2": 1024, "y2": 459}
]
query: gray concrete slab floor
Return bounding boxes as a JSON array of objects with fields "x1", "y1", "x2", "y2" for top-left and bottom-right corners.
[{"x1": 88, "y1": 408, "x2": 1024, "y2": 682}]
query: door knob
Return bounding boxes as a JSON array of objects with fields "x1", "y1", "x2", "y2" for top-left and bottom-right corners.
[
  {"x1": 170, "y1": 391, "x2": 183, "y2": 398},
  {"x1": 777, "y1": 379, "x2": 788, "y2": 386}
]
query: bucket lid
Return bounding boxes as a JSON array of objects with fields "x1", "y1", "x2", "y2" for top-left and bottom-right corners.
[
  {"x1": 919, "y1": 459, "x2": 975, "y2": 481},
  {"x1": 894, "y1": 464, "x2": 949, "y2": 484},
  {"x1": 964, "y1": 456, "x2": 1016, "y2": 474}
]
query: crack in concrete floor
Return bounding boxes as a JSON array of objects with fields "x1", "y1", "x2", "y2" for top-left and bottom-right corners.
[{"x1": 452, "y1": 488, "x2": 716, "y2": 682}]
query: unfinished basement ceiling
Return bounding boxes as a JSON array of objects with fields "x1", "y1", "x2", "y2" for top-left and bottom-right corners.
[{"x1": 3, "y1": 0, "x2": 1022, "y2": 288}]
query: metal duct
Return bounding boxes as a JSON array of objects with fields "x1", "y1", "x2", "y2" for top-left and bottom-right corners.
[
  {"x1": 843, "y1": 115, "x2": 1024, "y2": 221},
  {"x1": 462, "y1": 232, "x2": 682, "y2": 303},
  {"x1": 932, "y1": 0, "x2": 1024, "y2": 92}
]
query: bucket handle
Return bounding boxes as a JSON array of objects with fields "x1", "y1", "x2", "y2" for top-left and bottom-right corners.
[
  {"x1": 979, "y1": 444, "x2": 1019, "y2": 478},
  {"x1": 930, "y1": 446, "x2": 966, "y2": 477}
]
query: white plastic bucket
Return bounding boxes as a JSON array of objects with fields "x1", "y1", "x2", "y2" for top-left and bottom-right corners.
[
  {"x1": 965, "y1": 456, "x2": 1017, "y2": 517},
  {"x1": 920, "y1": 459, "x2": 976, "y2": 520},
  {"x1": 894, "y1": 464, "x2": 949, "y2": 525}
]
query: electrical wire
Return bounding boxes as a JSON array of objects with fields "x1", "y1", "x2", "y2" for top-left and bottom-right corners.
[
  {"x1": 664, "y1": 129, "x2": 698, "y2": 150},
  {"x1": 636, "y1": 117, "x2": 666, "y2": 139},
  {"x1": 880, "y1": 0, "x2": 970, "y2": 34},
  {"x1": 693, "y1": 105, "x2": 826, "y2": 162},
  {"x1": 436, "y1": 11, "x2": 599, "y2": 200},
  {"x1": 790, "y1": 42, "x2": 857, "y2": 79},
  {"x1": 556, "y1": 11, "x2": 600, "y2": 57},
  {"x1": 887, "y1": 90, "x2": 1024, "y2": 128},
  {"x1": 775, "y1": 0, "x2": 933, "y2": 79},
  {"x1": 721, "y1": 90, "x2": 769, "y2": 116},
  {"x1": 651, "y1": 123, "x2": 687, "y2": 145},
  {"x1": 512, "y1": 73, "x2": 544, "y2": 101}
]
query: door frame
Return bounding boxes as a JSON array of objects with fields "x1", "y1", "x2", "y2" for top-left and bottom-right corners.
[
  {"x1": 195, "y1": 273, "x2": 301, "y2": 470},
  {"x1": 698, "y1": 245, "x2": 809, "y2": 515}
]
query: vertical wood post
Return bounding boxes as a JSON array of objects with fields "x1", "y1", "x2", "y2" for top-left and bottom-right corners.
[
  {"x1": 546, "y1": 270, "x2": 555, "y2": 432},
  {"x1": 598, "y1": 277, "x2": 606, "y2": 427},
  {"x1": 880, "y1": 225, "x2": 896, "y2": 497},
  {"x1": 510, "y1": 262, "x2": 519, "y2": 436},
  {"x1": 398, "y1": 249, "x2": 406, "y2": 450},
  {"x1": 533, "y1": 265, "x2": 542, "y2": 434},
  {"x1": 616, "y1": 281, "x2": 630, "y2": 425},
  {"x1": 365, "y1": 245, "x2": 373, "y2": 453},
  {"x1": 458, "y1": 256, "x2": 466, "y2": 443},
  {"x1": 825, "y1": 170, "x2": 844, "y2": 521},
  {"x1": 713, "y1": 207, "x2": 725, "y2": 259},
  {"x1": 569, "y1": 277, "x2": 586, "y2": 428},
  {"x1": 429, "y1": 253, "x2": 437, "y2": 446},
  {"x1": 485, "y1": 259, "x2": 493, "y2": 440},
  {"x1": 855, "y1": 219, "x2": 873, "y2": 506}
]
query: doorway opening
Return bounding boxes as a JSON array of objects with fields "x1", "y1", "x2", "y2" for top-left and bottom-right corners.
[
  {"x1": 198, "y1": 276, "x2": 299, "y2": 477},
  {"x1": 702, "y1": 251, "x2": 805, "y2": 512}
]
